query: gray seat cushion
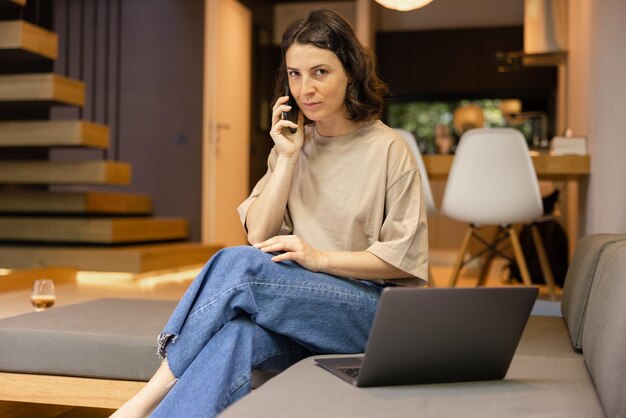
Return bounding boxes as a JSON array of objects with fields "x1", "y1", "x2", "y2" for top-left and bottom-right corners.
[
  {"x1": 561, "y1": 233, "x2": 626, "y2": 350},
  {"x1": 0, "y1": 298, "x2": 176, "y2": 381},
  {"x1": 222, "y1": 316, "x2": 605, "y2": 417},
  {"x1": 219, "y1": 353, "x2": 604, "y2": 418},
  {"x1": 515, "y1": 316, "x2": 580, "y2": 359},
  {"x1": 582, "y1": 240, "x2": 626, "y2": 418}
]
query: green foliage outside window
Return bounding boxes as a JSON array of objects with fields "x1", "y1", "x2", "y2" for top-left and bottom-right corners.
[{"x1": 387, "y1": 99, "x2": 533, "y2": 154}]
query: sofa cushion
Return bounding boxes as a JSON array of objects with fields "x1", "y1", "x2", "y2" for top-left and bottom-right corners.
[
  {"x1": 582, "y1": 240, "x2": 626, "y2": 418},
  {"x1": 0, "y1": 298, "x2": 176, "y2": 381},
  {"x1": 515, "y1": 316, "x2": 580, "y2": 359},
  {"x1": 561, "y1": 233, "x2": 626, "y2": 350},
  {"x1": 219, "y1": 354, "x2": 604, "y2": 418}
]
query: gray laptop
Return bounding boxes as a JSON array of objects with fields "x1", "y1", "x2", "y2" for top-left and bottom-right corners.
[{"x1": 315, "y1": 286, "x2": 538, "y2": 387}]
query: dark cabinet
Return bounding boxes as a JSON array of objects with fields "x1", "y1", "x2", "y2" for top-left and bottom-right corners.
[
  {"x1": 478, "y1": 27, "x2": 556, "y2": 93},
  {"x1": 376, "y1": 32, "x2": 414, "y2": 96},
  {"x1": 376, "y1": 27, "x2": 556, "y2": 99}
]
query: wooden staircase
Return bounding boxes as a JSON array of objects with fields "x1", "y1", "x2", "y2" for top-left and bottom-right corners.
[
  {"x1": 0, "y1": 1, "x2": 27, "y2": 9},
  {"x1": 0, "y1": 6, "x2": 219, "y2": 276},
  {"x1": 0, "y1": 191, "x2": 152, "y2": 214},
  {"x1": 0, "y1": 120, "x2": 109, "y2": 147},
  {"x1": 0, "y1": 73, "x2": 84, "y2": 106},
  {"x1": 0, "y1": 160, "x2": 131, "y2": 184},
  {"x1": 0, "y1": 20, "x2": 58, "y2": 61}
]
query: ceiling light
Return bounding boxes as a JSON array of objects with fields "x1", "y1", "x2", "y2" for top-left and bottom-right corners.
[{"x1": 375, "y1": 0, "x2": 434, "y2": 12}]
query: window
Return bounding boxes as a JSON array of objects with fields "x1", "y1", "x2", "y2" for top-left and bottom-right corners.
[{"x1": 387, "y1": 99, "x2": 534, "y2": 154}]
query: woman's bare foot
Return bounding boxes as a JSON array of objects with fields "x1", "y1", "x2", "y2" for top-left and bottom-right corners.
[{"x1": 110, "y1": 361, "x2": 176, "y2": 418}]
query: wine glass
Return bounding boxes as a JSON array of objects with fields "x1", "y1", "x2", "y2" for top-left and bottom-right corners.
[{"x1": 31, "y1": 279, "x2": 56, "y2": 312}]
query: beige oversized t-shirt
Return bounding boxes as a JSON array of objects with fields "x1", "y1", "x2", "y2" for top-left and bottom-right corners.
[{"x1": 237, "y1": 120, "x2": 428, "y2": 286}]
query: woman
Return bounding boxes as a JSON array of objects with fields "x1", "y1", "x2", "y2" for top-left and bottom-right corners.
[{"x1": 113, "y1": 8, "x2": 428, "y2": 418}]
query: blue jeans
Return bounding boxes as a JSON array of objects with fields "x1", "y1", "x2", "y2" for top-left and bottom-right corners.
[{"x1": 150, "y1": 246, "x2": 384, "y2": 418}]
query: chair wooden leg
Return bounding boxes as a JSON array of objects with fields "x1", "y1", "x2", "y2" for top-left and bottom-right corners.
[
  {"x1": 508, "y1": 227, "x2": 533, "y2": 286},
  {"x1": 530, "y1": 224, "x2": 557, "y2": 300},
  {"x1": 449, "y1": 227, "x2": 474, "y2": 287}
]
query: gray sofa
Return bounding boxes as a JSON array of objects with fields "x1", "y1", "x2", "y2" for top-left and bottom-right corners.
[
  {"x1": 1, "y1": 234, "x2": 625, "y2": 416},
  {"x1": 219, "y1": 234, "x2": 626, "y2": 418}
]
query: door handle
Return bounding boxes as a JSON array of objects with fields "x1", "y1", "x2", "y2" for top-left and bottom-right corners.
[{"x1": 215, "y1": 123, "x2": 231, "y2": 144}]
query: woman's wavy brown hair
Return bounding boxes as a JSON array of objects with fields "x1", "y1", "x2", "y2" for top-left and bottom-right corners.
[{"x1": 274, "y1": 9, "x2": 389, "y2": 125}]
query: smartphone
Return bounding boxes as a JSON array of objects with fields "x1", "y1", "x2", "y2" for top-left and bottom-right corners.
[{"x1": 281, "y1": 84, "x2": 299, "y2": 134}]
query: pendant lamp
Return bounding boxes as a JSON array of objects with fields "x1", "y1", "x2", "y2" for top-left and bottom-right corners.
[{"x1": 374, "y1": 0, "x2": 434, "y2": 12}]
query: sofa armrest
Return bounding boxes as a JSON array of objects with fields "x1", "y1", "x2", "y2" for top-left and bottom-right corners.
[
  {"x1": 561, "y1": 233, "x2": 626, "y2": 350},
  {"x1": 581, "y1": 240, "x2": 626, "y2": 418}
]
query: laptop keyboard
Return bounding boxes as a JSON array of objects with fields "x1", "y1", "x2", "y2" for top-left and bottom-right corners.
[{"x1": 338, "y1": 366, "x2": 361, "y2": 378}]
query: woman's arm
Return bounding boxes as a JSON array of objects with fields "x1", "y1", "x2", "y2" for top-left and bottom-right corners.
[
  {"x1": 315, "y1": 250, "x2": 413, "y2": 280},
  {"x1": 254, "y1": 235, "x2": 414, "y2": 280},
  {"x1": 245, "y1": 96, "x2": 304, "y2": 244},
  {"x1": 245, "y1": 155, "x2": 297, "y2": 244}
]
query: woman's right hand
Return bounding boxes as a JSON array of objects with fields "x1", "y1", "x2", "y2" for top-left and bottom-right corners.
[{"x1": 270, "y1": 96, "x2": 304, "y2": 157}]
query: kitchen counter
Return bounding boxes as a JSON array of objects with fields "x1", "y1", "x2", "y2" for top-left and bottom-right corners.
[{"x1": 423, "y1": 154, "x2": 590, "y2": 179}]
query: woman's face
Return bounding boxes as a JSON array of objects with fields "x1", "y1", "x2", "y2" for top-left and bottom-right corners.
[{"x1": 285, "y1": 43, "x2": 350, "y2": 129}]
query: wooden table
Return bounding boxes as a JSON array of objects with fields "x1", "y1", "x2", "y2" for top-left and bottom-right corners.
[{"x1": 423, "y1": 154, "x2": 591, "y2": 259}]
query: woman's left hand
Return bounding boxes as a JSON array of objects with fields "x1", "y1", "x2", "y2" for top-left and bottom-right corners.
[{"x1": 253, "y1": 235, "x2": 325, "y2": 272}]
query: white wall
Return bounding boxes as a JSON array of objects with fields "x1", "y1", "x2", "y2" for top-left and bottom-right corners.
[{"x1": 568, "y1": 0, "x2": 626, "y2": 234}]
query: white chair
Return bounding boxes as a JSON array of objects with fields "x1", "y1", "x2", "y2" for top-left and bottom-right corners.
[
  {"x1": 440, "y1": 128, "x2": 557, "y2": 297},
  {"x1": 393, "y1": 129, "x2": 436, "y2": 215},
  {"x1": 394, "y1": 128, "x2": 436, "y2": 286}
]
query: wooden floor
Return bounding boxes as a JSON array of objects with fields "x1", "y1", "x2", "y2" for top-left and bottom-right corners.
[
  {"x1": 0, "y1": 253, "x2": 560, "y2": 416},
  {"x1": 0, "y1": 270, "x2": 194, "y2": 320},
  {"x1": 430, "y1": 256, "x2": 562, "y2": 300}
]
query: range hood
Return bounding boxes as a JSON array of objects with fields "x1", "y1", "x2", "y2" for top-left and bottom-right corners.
[{"x1": 497, "y1": 0, "x2": 567, "y2": 71}]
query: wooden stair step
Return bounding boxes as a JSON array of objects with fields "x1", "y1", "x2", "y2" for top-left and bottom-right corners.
[
  {"x1": 0, "y1": 161, "x2": 131, "y2": 185},
  {"x1": 0, "y1": 20, "x2": 58, "y2": 61},
  {"x1": 0, "y1": 217, "x2": 189, "y2": 244},
  {"x1": 0, "y1": 73, "x2": 84, "y2": 106},
  {"x1": 0, "y1": 191, "x2": 152, "y2": 214},
  {"x1": 0, "y1": 242, "x2": 220, "y2": 273},
  {"x1": 0, "y1": 120, "x2": 109, "y2": 148},
  {"x1": 0, "y1": 0, "x2": 27, "y2": 8},
  {"x1": 0, "y1": 266, "x2": 76, "y2": 293}
]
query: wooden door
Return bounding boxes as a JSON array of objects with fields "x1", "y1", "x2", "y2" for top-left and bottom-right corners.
[{"x1": 202, "y1": 0, "x2": 251, "y2": 247}]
